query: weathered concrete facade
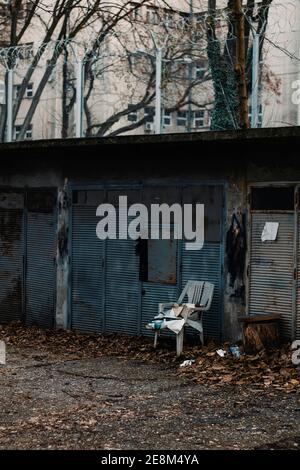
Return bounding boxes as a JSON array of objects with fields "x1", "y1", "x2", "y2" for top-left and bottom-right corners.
[{"x1": 1, "y1": 127, "x2": 300, "y2": 341}]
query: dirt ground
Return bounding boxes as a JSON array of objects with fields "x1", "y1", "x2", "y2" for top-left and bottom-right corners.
[{"x1": 0, "y1": 326, "x2": 300, "y2": 450}]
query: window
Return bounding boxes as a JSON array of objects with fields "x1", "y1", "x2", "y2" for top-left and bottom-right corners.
[
  {"x1": 144, "y1": 106, "x2": 154, "y2": 123},
  {"x1": 178, "y1": 12, "x2": 191, "y2": 30},
  {"x1": 193, "y1": 109, "x2": 205, "y2": 128},
  {"x1": 14, "y1": 83, "x2": 33, "y2": 99},
  {"x1": 195, "y1": 59, "x2": 207, "y2": 79},
  {"x1": 127, "y1": 105, "x2": 138, "y2": 122},
  {"x1": 146, "y1": 6, "x2": 159, "y2": 25},
  {"x1": 177, "y1": 110, "x2": 187, "y2": 127},
  {"x1": 147, "y1": 238, "x2": 177, "y2": 284},
  {"x1": 163, "y1": 110, "x2": 172, "y2": 126},
  {"x1": 14, "y1": 124, "x2": 32, "y2": 140},
  {"x1": 138, "y1": 187, "x2": 182, "y2": 284},
  {"x1": 251, "y1": 187, "x2": 294, "y2": 211},
  {"x1": 129, "y1": 2, "x2": 141, "y2": 21},
  {"x1": 1, "y1": 0, "x2": 28, "y2": 17},
  {"x1": 169, "y1": 61, "x2": 188, "y2": 79},
  {"x1": 163, "y1": 9, "x2": 175, "y2": 27},
  {"x1": 0, "y1": 0, "x2": 9, "y2": 17},
  {"x1": 26, "y1": 83, "x2": 33, "y2": 98}
]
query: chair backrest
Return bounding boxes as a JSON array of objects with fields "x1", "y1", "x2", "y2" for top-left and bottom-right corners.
[{"x1": 177, "y1": 280, "x2": 214, "y2": 311}]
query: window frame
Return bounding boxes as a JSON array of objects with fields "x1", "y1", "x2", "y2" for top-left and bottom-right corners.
[
  {"x1": 14, "y1": 123, "x2": 32, "y2": 140},
  {"x1": 177, "y1": 110, "x2": 187, "y2": 127}
]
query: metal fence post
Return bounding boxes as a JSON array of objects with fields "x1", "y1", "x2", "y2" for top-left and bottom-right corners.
[
  {"x1": 155, "y1": 48, "x2": 162, "y2": 134},
  {"x1": 75, "y1": 60, "x2": 84, "y2": 138},
  {"x1": 6, "y1": 69, "x2": 14, "y2": 142},
  {"x1": 251, "y1": 32, "x2": 260, "y2": 128}
]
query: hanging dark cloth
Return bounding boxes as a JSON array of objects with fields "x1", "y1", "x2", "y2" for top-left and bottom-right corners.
[{"x1": 226, "y1": 213, "x2": 246, "y2": 290}]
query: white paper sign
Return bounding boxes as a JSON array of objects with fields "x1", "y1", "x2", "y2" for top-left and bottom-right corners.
[{"x1": 261, "y1": 222, "x2": 279, "y2": 242}]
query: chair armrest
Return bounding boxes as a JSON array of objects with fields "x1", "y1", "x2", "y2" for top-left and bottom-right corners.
[
  {"x1": 158, "y1": 302, "x2": 174, "y2": 314},
  {"x1": 181, "y1": 303, "x2": 205, "y2": 309}
]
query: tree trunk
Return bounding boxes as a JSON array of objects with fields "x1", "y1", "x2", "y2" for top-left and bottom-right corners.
[
  {"x1": 206, "y1": 0, "x2": 239, "y2": 130},
  {"x1": 234, "y1": 0, "x2": 250, "y2": 129},
  {"x1": 62, "y1": 49, "x2": 69, "y2": 139}
]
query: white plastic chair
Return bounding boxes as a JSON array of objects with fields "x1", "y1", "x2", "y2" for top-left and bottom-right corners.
[{"x1": 154, "y1": 280, "x2": 214, "y2": 356}]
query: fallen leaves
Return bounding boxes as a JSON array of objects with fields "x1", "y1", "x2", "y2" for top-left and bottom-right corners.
[
  {"x1": 178, "y1": 344, "x2": 300, "y2": 393},
  {"x1": 0, "y1": 322, "x2": 299, "y2": 394}
]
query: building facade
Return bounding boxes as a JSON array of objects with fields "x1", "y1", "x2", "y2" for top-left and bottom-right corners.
[
  {"x1": 0, "y1": 127, "x2": 300, "y2": 342},
  {"x1": 1, "y1": 0, "x2": 300, "y2": 141}
]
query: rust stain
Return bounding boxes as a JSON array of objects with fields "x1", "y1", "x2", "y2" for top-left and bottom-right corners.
[{"x1": 0, "y1": 209, "x2": 22, "y2": 257}]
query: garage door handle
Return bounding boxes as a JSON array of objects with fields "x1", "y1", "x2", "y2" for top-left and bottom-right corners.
[{"x1": 142, "y1": 289, "x2": 146, "y2": 296}]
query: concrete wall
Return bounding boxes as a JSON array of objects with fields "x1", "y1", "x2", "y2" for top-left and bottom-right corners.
[
  {"x1": 0, "y1": 162, "x2": 248, "y2": 341},
  {"x1": 3, "y1": 128, "x2": 300, "y2": 340}
]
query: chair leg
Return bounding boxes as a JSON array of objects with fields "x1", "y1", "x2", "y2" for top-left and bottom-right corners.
[
  {"x1": 199, "y1": 330, "x2": 204, "y2": 346},
  {"x1": 199, "y1": 315, "x2": 204, "y2": 345},
  {"x1": 176, "y1": 328, "x2": 184, "y2": 356},
  {"x1": 154, "y1": 331, "x2": 158, "y2": 349}
]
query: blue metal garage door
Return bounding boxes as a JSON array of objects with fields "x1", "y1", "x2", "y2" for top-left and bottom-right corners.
[
  {"x1": 25, "y1": 191, "x2": 57, "y2": 328},
  {"x1": 71, "y1": 190, "x2": 105, "y2": 333},
  {"x1": 140, "y1": 185, "x2": 224, "y2": 340},
  {"x1": 70, "y1": 184, "x2": 224, "y2": 340},
  {"x1": 0, "y1": 191, "x2": 24, "y2": 324},
  {"x1": 71, "y1": 189, "x2": 141, "y2": 334},
  {"x1": 104, "y1": 190, "x2": 140, "y2": 334}
]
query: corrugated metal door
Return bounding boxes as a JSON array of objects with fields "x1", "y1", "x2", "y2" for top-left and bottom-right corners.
[
  {"x1": 141, "y1": 185, "x2": 224, "y2": 340},
  {"x1": 249, "y1": 213, "x2": 294, "y2": 339},
  {"x1": 70, "y1": 185, "x2": 224, "y2": 339},
  {"x1": 25, "y1": 191, "x2": 56, "y2": 328},
  {"x1": 104, "y1": 190, "x2": 140, "y2": 335},
  {"x1": 71, "y1": 190, "x2": 105, "y2": 333},
  {"x1": 0, "y1": 192, "x2": 24, "y2": 323},
  {"x1": 296, "y1": 215, "x2": 300, "y2": 339},
  {"x1": 140, "y1": 240, "x2": 179, "y2": 337},
  {"x1": 181, "y1": 243, "x2": 223, "y2": 339},
  {"x1": 140, "y1": 187, "x2": 181, "y2": 336},
  {"x1": 181, "y1": 185, "x2": 224, "y2": 339}
]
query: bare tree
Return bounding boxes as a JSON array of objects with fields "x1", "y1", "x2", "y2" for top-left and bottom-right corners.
[
  {"x1": 206, "y1": 0, "x2": 273, "y2": 130},
  {"x1": 0, "y1": 0, "x2": 156, "y2": 141},
  {"x1": 77, "y1": 3, "x2": 212, "y2": 137},
  {"x1": 0, "y1": 0, "x2": 276, "y2": 139}
]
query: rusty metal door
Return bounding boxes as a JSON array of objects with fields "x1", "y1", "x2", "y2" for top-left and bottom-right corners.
[
  {"x1": 104, "y1": 190, "x2": 140, "y2": 335},
  {"x1": 71, "y1": 189, "x2": 140, "y2": 335},
  {"x1": 181, "y1": 185, "x2": 224, "y2": 340},
  {"x1": 71, "y1": 190, "x2": 105, "y2": 333},
  {"x1": 0, "y1": 191, "x2": 24, "y2": 324},
  {"x1": 25, "y1": 190, "x2": 56, "y2": 328},
  {"x1": 140, "y1": 185, "x2": 224, "y2": 340},
  {"x1": 249, "y1": 212, "x2": 295, "y2": 339},
  {"x1": 296, "y1": 189, "x2": 300, "y2": 340},
  {"x1": 140, "y1": 186, "x2": 180, "y2": 336}
]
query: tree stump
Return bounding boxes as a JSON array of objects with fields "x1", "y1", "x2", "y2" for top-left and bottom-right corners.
[{"x1": 238, "y1": 314, "x2": 281, "y2": 354}]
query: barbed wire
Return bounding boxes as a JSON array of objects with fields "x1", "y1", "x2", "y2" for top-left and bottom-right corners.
[
  {"x1": 0, "y1": 1, "x2": 299, "y2": 135},
  {"x1": 0, "y1": 2, "x2": 297, "y2": 65}
]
